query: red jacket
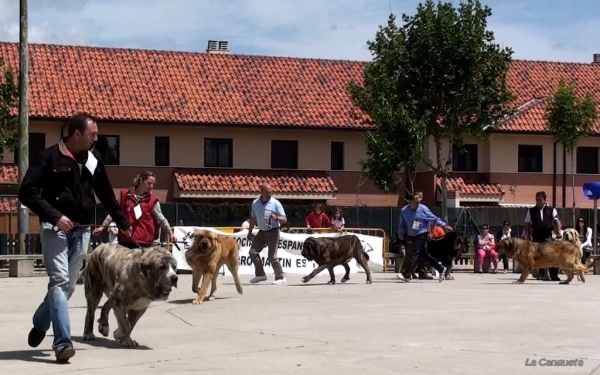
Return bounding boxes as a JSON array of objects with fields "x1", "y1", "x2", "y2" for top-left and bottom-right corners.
[
  {"x1": 117, "y1": 189, "x2": 159, "y2": 246},
  {"x1": 305, "y1": 211, "x2": 331, "y2": 228}
]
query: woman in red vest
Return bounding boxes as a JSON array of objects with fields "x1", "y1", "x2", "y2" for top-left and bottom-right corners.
[{"x1": 94, "y1": 171, "x2": 175, "y2": 248}]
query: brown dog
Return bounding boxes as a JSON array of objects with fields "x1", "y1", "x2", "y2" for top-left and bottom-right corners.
[
  {"x1": 300, "y1": 235, "x2": 372, "y2": 284},
  {"x1": 497, "y1": 237, "x2": 586, "y2": 284},
  {"x1": 186, "y1": 229, "x2": 243, "y2": 305}
]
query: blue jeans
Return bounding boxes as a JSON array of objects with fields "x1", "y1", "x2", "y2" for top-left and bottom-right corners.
[{"x1": 33, "y1": 222, "x2": 90, "y2": 352}]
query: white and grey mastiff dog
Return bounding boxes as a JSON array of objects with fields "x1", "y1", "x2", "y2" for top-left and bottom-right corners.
[{"x1": 82, "y1": 243, "x2": 178, "y2": 348}]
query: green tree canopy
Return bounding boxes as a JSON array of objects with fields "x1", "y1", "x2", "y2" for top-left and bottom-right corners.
[
  {"x1": 0, "y1": 56, "x2": 19, "y2": 165},
  {"x1": 349, "y1": 0, "x2": 515, "y2": 219}
]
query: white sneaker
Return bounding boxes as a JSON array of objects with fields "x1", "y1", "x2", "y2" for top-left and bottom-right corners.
[
  {"x1": 272, "y1": 277, "x2": 287, "y2": 285},
  {"x1": 250, "y1": 276, "x2": 267, "y2": 284}
]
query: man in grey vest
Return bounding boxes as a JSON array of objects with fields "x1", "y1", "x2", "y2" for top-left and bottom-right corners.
[{"x1": 523, "y1": 191, "x2": 562, "y2": 281}]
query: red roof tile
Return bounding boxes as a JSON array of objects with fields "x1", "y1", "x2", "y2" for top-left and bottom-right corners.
[
  {"x1": 0, "y1": 197, "x2": 17, "y2": 213},
  {"x1": 0, "y1": 42, "x2": 598, "y2": 133},
  {"x1": 174, "y1": 170, "x2": 338, "y2": 195},
  {"x1": 0, "y1": 164, "x2": 18, "y2": 184},
  {"x1": 495, "y1": 98, "x2": 550, "y2": 132},
  {"x1": 436, "y1": 174, "x2": 504, "y2": 196},
  {"x1": 0, "y1": 42, "x2": 368, "y2": 129}
]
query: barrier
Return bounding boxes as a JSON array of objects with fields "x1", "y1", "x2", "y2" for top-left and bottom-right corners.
[{"x1": 171, "y1": 226, "x2": 388, "y2": 276}]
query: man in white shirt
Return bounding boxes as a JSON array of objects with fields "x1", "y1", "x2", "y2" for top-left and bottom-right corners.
[
  {"x1": 246, "y1": 183, "x2": 288, "y2": 285},
  {"x1": 523, "y1": 191, "x2": 562, "y2": 281}
]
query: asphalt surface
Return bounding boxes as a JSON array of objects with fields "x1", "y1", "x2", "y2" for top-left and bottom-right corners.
[{"x1": 0, "y1": 271, "x2": 598, "y2": 375}]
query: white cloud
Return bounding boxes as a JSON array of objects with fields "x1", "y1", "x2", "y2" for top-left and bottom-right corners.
[{"x1": 0, "y1": 0, "x2": 597, "y2": 63}]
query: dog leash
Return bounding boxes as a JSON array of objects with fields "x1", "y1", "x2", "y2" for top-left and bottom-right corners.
[{"x1": 52, "y1": 223, "x2": 101, "y2": 232}]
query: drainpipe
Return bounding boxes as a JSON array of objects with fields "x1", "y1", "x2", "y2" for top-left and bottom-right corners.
[
  {"x1": 552, "y1": 140, "x2": 559, "y2": 208},
  {"x1": 562, "y1": 143, "x2": 567, "y2": 208}
]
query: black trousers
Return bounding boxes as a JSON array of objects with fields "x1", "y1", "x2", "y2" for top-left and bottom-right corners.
[
  {"x1": 534, "y1": 238, "x2": 560, "y2": 280},
  {"x1": 500, "y1": 253, "x2": 509, "y2": 270},
  {"x1": 404, "y1": 233, "x2": 444, "y2": 277}
]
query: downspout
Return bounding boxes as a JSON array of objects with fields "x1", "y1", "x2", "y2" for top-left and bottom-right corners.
[
  {"x1": 562, "y1": 143, "x2": 567, "y2": 208},
  {"x1": 553, "y1": 140, "x2": 559, "y2": 208}
]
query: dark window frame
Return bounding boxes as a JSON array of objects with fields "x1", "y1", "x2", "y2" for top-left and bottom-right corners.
[
  {"x1": 204, "y1": 138, "x2": 233, "y2": 168},
  {"x1": 576, "y1": 146, "x2": 599, "y2": 174},
  {"x1": 452, "y1": 143, "x2": 478, "y2": 172},
  {"x1": 271, "y1": 140, "x2": 298, "y2": 169},
  {"x1": 331, "y1": 141, "x2": 344, "y2": 170},
  {"x1": 154, "y1": 136, "x2": 170, "y2": 167},
  {"x1": 95, "y1": 135, "x2": 120, "y2": 166},
  {"x1": 518, "y1": 145, "x2": 543, "y2": 173},
  {"x1": 14, "y1": 132, "x2": 46, "y2": 167}
]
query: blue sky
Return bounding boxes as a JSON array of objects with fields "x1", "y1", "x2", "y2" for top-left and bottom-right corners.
[{"x1": 0, "y1": 0, "x2": 598, "y2": 63}]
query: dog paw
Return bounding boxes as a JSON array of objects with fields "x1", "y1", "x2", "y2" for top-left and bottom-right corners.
[
  {"x1": 192, "y1": 298, "x2": 203, "y2": 305},
  {"x1": 341, "y1": 277, "x2": 350, "y2": 283},
  {"x1": 82, "y1": 332, "x2": 96, "y2": 341},
  {"x1": 113, "y1": 328, "x2": 124, "y2": 341},
  {"x1": 512, "y1": 280, "x2": 524, "y2": 284},
  {"x1": 208, "y1": 295, "x2": 215, "y2": 301},
  {"x1": 366, "y1": 280, "x2": 372, "y2": 284},
  {"x1": 120, "y1": 337, "x2": 139, "y2": 348},
  {"x1": 446, "y1": 275, "x2": 455, "y2": 280},
  {"x1": 327, "y1": 280, "x2": 336, "y2": 285},
  {"x1": 98, "y1": 321, "x2": 109, "y2": 337},
  {"x1": 301, "y1": 276, "x2": 310, "y2": 283}
]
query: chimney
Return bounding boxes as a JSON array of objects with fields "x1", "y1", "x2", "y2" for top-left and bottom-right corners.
[
  {"x1": 593, "y1": 54, "x2": 600, "y2": 64},
  {"x1": 207, "y1": 40, "x2": 230, "y2": 55}
]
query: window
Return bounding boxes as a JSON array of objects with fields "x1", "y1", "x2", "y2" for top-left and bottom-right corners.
[
  {"x1": 518, "y1": 145, "x2": 543, "y2": 173},
  {"x1": 95, "y1": 135, "x2": 120, "y2": 165},
  {"x1": 452, "y1": 144, "x2": 478, "y2": 172},
  {"x1": 14, "y1": 133, "x2": 46, "y2": 167},
  {"x1": 271, "y1": 140, "x2": 298, "y2": 169},
  {"x1": 155, "y1": 137, "x2": 170, "y2": 166},
  {"x1": 204, "y1": 138, "x2": 233, "y2": 168},
  {"x1": 577, "y1": 147, "x2": 599, "y2": 174},
  {"x1": 331, "y1": 142, "x2": 344, "y2": 170}
]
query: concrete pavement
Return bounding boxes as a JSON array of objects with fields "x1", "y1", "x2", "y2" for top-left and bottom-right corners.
[{"x1": 0, "y1": 271, "x2": 599, "y2": 375}]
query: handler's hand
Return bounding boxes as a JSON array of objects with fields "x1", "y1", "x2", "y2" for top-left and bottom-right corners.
[
  {"x1": 92, "y1": 226, "x2": 104, "y2": 236},
  {"x1": 444, "y1": 225, "x2": 453, "y2": 231},
  {"x1": 555, "y1": 232, "x2": 562, "y2": 240},
  {"x1": 56, "y1": 216, "x2": 74, "y2": 232},
  {"x1": 121, "y1": 227, "x2": 132, "y2": 237}
]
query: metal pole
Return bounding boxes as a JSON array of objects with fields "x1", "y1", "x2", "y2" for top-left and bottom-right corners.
[
  {"x1": 17, "y1": 0, "x2": 29, "y2": 255},
  {"x1": 594, "y1": 199, "x2": 598, "y2": 255}
]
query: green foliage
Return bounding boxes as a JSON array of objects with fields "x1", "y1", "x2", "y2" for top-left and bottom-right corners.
[
  {"x1": 545, "y1": 78, "x2": 598, "y2": 153},
  {"x1": 0, "y1": 57, "x2": 19, "y2": 164},
  {"x1": 348, "y1": 0, "x2": 515, "y2": 219}
]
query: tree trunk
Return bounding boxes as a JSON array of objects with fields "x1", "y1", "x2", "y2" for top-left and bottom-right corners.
[{"x1": 571, "y1": 153, "x2": 576, "y2": 226}]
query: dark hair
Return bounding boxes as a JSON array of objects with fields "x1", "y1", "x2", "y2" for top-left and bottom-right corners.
[
  {"x1": 503, "y1": 219, "x2": 511, "y2": 226},
  {"x1": 333, "y1": 208, "x2": 343, "y2": 219},
  {"x1": 66, "y1": 112, "x2": 96, "y2": 137},
  {"x1": 535, "y1": 191, "x2": 547, "y2": 201},
  {"x1": 482, "y1": 224, "x2": 489, "y2": 229},
  {"x1": 578, "y1": 216, "x2": 588, "y2": 234}
]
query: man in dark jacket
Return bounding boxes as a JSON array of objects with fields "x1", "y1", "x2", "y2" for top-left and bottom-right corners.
[
  {"x1": 523, "y1": 191, "x2": 562, "y2": 281},
  {"x1": 18, "y1": 113, "x2": 131, "y2": 363}
]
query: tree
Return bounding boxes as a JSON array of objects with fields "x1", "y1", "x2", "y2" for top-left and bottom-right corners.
[
  {"x1": 349, "y1": 0, "x2": 515, "y2": 220},
  {"x1": 0, "y1": 56, "x2": 19, "y2": 168},
  {"x1": 545, "y1": 79, "x2": 598, "y2": 224}
]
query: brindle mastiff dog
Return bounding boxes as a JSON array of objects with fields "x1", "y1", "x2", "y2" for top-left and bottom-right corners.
[
  {"x1": 301, "y1": 235, "x2": 372, "y2": 285},
  {"x1": 82, "y1": 243, "x2": 178, "y2": 348}
]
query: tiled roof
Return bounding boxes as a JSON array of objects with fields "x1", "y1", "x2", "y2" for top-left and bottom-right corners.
[
  {"x1": 0, "y1": 42, "x2": 598, "y2": 132},
  {"x1": 174, "y1": 170, "x2": 338, "y2": 195},
  {"x1": 495, "y1": 98, "x2": 550, "y2": 132},
  {"x1": 0, "y1": 42, "x2": 368, "y2": 129},
  {"x1": 436, "y1": 174, "x2": 505, "y2": 196},
  {"x1": 0, "y1": 164, "x2": 18, "y2": 184},
  {"x1": 0, "y1": 197, "x2": 17, "y2": 213}
]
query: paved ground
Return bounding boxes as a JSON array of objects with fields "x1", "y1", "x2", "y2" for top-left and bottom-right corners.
[{"x1": 1, "y1": 271, "x2": 599, "y2": 375}]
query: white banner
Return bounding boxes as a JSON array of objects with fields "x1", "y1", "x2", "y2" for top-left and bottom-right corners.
[{"x1": 171, "y1": 226, "x2": 384, "y2": 277}]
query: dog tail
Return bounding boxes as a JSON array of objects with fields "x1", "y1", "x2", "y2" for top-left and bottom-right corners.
[{"x1": 354, "y1": 236, "x2": 369, "y2": 261}]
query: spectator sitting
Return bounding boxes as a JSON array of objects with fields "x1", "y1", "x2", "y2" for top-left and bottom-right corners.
[
  {"x1": 495, "y1": 219, "x2": 512, "y2": 273},
  {"x1": 330, "y1": 208, "x2": 345, "y2": 232},
  {"x1": 576, "y1": 216, "x2": 593, "y2": 266},
  {"x1": 476, "y1": 224, "x2": 498, "y2": 274},
  {"x1": 305, "y1": 203, "x2": 331, "y2": 232}
]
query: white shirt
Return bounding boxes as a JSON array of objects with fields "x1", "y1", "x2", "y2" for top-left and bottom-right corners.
[
  {"x1": 108, "y1": 222, "x2": 119, "y2": 244},
  {"x1": 524, "y1": 204, "x2": 558, "y2": 223},
  {"x1": 241, "y1": 220, "x2": 250, "y2": 228},
  {"x1": 331, "y1": 218, "x2": 345, "y2": 229}
]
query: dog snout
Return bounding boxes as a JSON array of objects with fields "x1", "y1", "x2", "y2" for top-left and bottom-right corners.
[
  {"x1": 170, "y1": 274, "x2": 178, "y2": 288},
  {"x1": 200, "y1": 239, "x2": 210, "y2": 250}
]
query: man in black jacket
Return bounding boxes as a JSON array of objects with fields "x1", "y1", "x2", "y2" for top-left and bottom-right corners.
[
  {"x1": 523, "y1": 191, "x2": 562, "y2": 281},
  {"x1": 18, "y1": 113, "x2": 131, "y2": 363}
]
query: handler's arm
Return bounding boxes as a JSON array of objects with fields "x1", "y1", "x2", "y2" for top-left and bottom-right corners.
[
  {"x1": 152, "y1": 201, "x2": 173, "y2": 235},
  {"x1": 275, "y1": 201, "x2": 287, "y2": 224}
]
